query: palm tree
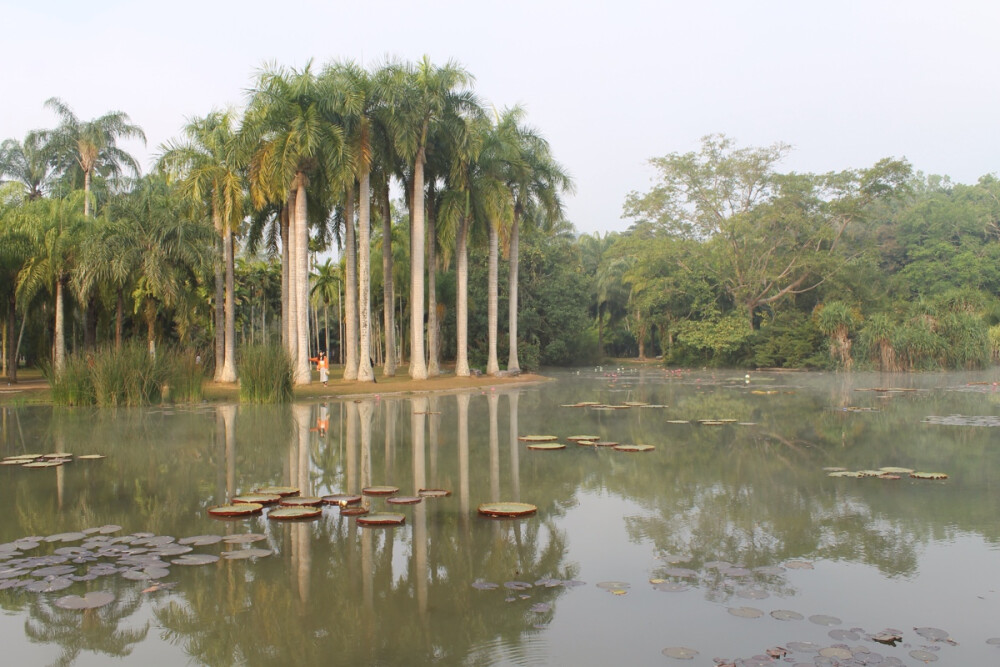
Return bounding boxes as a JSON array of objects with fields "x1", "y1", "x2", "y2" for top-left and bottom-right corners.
[
  {"x1": 382, "y1": 56, "x2": 476, "y2": 379},
  {"x1": 159, "y1": 110, "x2": 246, "y2": 381},
  {"x1": 0, "y1": 131, "x2": 55, "y2": 200},
  {"x1": 311, "y1": 258, "x2": 341, "y2": 363},
  {"x1": 13, "y1": 193, "x2": 86, "y2": 377},
  {"x1": 0, "y1": 188, "x2": 32, "y2": 382},
  {"x1": 497, "y1": 107, "x2": 573, "y2": 373},
  {"x1": 245, "y1": 62, "x2": 346, "y2": 384},
  {"x1": 43, "y1": 98, "x2": 146, "y2": 350}
]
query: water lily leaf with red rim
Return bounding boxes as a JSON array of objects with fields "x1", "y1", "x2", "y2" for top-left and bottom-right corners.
[
  {"x1": 517, "y1": 435, "x2": 558, "y2": 442},
  {"x1": 267, "y1": 507, "x2": 321, "y2": 520},
  {"x1": 341, "y1": 507, "x2": 369, "y2": 516},
  {"x1": 527, "y1": 443, "x2": 566, "y2": 450},
  {"x1": 613, "y1": 444, "x2": 654, "y2": 452},
  {"x1": 386, "y1": 496, "x2": 422, "y2": 505},
  {"x1": 280, "y1": 496, "x2": 323, "y2": 507},
  {"x1": 362, "y1": 485, "x2": 399, "y2": 496},
  {"x1": 253, "y1": 485, "x2": 300, "y2": 496},
  {"x1": 232, "y1": 494, "x2": 280, "y2": 505},
  {"x1": 356, "y1": 512, "x2": 406, "y2": 526},
  {"x1": 417, "y1": 489, "x2": 451, "y2": 497},
  {"x1": 477, "y1": 502, "x2": 537, "y2": 518},
  {"x1": 208, "y1": 503, "x2": 263, "y2": 517},
  {"x1": 566, "y1": 435, "x2": 598, "y2": 441}
]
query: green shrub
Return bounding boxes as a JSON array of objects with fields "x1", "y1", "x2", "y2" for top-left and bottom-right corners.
[
  {"x1": 46, "y1": 355, "x2": 95, "y2": 406},
  {"x1": 165, "y1": 348, "x2": 205, "y2": 403},
  {"x1": 90, "y1": 342, "x2": 167, "y2": 407},
  {"x1": 238, "y1": 344, "x2": 293, "y2": 404}
]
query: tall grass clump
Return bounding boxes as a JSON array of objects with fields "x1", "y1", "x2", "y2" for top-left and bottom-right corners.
[
  {"x1": 165, "y1": 347, "x2": 205, "y2": 403},
  {"x1": 989, "y1": 324, "x2": 1000, "y2": 363},
  {"x1": 238, "y1": 344, "x2": 293, "y2": 404},
  {"x1": 46, "y1": 355, "x2": 95, "y2": 406},
  {"x1": 89, "y1": 342, "x2": 168, "y2": 407}
]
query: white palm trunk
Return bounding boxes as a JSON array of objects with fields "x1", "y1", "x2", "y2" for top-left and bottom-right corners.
[
  {"x1": 409, "y1": 153, "x2": 428, "y2": 379},
  {"x1": 213, "y1": 236, "x2": 225, "y2": 381},
  {"x1": 455, "y1": 216, "x2": 470, "y2": 376},
  {"x1": 54, "y1": 277, "x2": 66, "y2": 377},
  {"x1": 506, "y1": 216, "x2": 520, "y2": 373},
  {"x1": 357, "y1": 172, "x2": 374, "y2": 381},
  {"x1": 219, "y1": 226, "x2": 238, "y2": 382},
  {"x1": 426, "y1": 199, "x2": 439, "y2": 376},
  {"x1": 294, "y1": 177, "x2": 311, "y2": 384},
  {"x1": 344, "y1": 185, "x2": 359, "y2": 380},
  {"x1": 486, "y1": 222, "x2": 500, "y2": 376},
  {"x1": 381, "y1": 185, "x2": 396, "y2": 376},
  {"x1": 285, "y1": 194, "x2": 298, "y2": 364}
]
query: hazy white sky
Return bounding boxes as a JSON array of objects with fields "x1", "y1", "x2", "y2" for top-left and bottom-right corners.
[{"x1": 4, "y1": 0, "x2": 999, "y2": 235}]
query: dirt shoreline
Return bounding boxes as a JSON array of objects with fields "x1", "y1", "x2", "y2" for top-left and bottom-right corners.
[{"x1": 0, "y1": 369, "x2": 552, "y2": 406}]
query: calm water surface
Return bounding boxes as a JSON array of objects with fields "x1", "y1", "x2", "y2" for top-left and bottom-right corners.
[{"x1": 2, "y1": 369, "x2": 999, "y2": 665}]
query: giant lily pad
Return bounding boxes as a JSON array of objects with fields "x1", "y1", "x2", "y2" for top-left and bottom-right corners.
[
  {"x1": 178, "y1": 535, "x2": 223, "y2": 546},
  {"x1": 77, "y1": 454, "x2": 106, "y2": 461},
  {"x1": 517, "y1": 435, "x2": 558, "y2": 442},
  {"x1": 267, "y1": 507, "x2": 321, "y2": 520},
  {"x1": 221, "y1": 548, "x2": 272, "y2": 559},
  {"x1": 809, "y1": 614, "x2": 842, "y2": 626},
  {"x1": 362, "y1": 485, "x2": 399, "y2": 496},
  {"x1": 566, "y1": 435, "x2": 599, "y2": 442},
  {"x1": 727, "y1": 606, "x2": 764, "y2": 618},
  {"x1": 279, "y1": 496, "x2": 323, "y2": 507},
  {"x1": 23, "y1": 461, "x2": 64, "y2": 468},
  {"x1": 417, "y1": 489, "x2": 451, "y2": 498},
  {"x1": 477, "y1": 502, "x2": 537, "y2": 518},
  {"x1": 172, "y1": 554, "x2": 219, "y2": 566},
  {"x1": 222, "y1": 533, "x2": 266, "y2": 544},
  {"x1": 207, "y1": 503, "x2": 263, "y2": 517},
  {"x1": 819, "y1": 647, "x2": 852, "y2": 659},
  {"x1": 322, "y1": 494, "x2": 363, "y2": 506},
  {"x1": 909, "y1": 650, "x2": 938, "y2": 662},
  {"x1": 527, "y1": 442, "x2": 566, "y2": 450},
  {"x1": 910, "y1": 472, "x2": 948, "y2": 480},
  {"x1": 770, "y1": 609, "x2": 804, "y2": 621},
  {"x1": 340, "y1": 506, "x2": 369, "y2": 516},
  {"x1": 386, "y1": 496, "x2": 422, "y2": 505},
  {"x1": 356, "y1": 512, "x2": 406, "y2": 526},
  {"x1": 661, "y1": 647, "x2": 699, "y2": 660},
  {"x1": 55, "y1": 591, "x2": 115, "y2": 610},
  {"x1": 614, "y1": 444, "x2": 654, "y2": 452},
  {"x1": 253, "y1": 485, "x2": 300, "y2": 497},
  {"x1": 232, "y1": 494, "x2": 280, "y2": 505}
]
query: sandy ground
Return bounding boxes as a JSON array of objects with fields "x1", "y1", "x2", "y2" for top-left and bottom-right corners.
[{"x1": 0, "y1": 367, "x2": 550, "y2": 405}]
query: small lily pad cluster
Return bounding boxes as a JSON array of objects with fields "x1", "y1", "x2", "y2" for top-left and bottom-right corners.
[
  {"x1": 0, "y1": 525, "x2": 273, "y2": 605},
  {"x1": 518, "y1": 433, "x2": 656, "y2": 453},
  {"x1": 1, "y1": 453, "x2": 105, "y2": 468}
]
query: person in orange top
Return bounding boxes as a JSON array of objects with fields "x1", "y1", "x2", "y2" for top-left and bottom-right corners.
[{"x1": 309, "y1": 351, "x2": 329, "y2": 386}]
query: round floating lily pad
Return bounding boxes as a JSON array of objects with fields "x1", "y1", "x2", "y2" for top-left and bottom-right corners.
[
  {"x1": 596, "y1": 581, "x2": 630, "y2": 589},
  {"x1": 99, "y1": 525, "x2": 122, "y2": 534},
  {"x1": 417, "y1": 489, "x2": 451, "y2": 498},
  {"x1": 267, "y1": 507, "x2": 321, "y2": 520},
  {"x1": 55, "y1": 591, "x2": 115, "y2": 610},
  {"x1": 279, "y1": 496, "x2": 323, "y2": 507},
  {"x1": 23, "y1": 461, "x2": 63, "y2": 468},
  {"x1": 785, "y1": 560, "x2": 814, "y2": 569},
  {"x1": 77, "y1": 454, "x2": 106, "y2": 460},
  {"x1": 574, "y1": 439, "x2": 598, "y2": 447},
  {"x1": 613, "y1": 444, "x2": 654, "y2": 452},
  {"x1": 819, "y1": 647, "x2": 852, "y2": 659},
  {"x1": 471, "y1": 580, "x2": 498, "y2": 590},
  {"x1": 809, "y1": 614, "x2": 842, "y2": 626},
  {"x1": 232, "y1": 494, "x2": 281, "y2": 505},
  {"x1": 770, "y1": 609, "x2": 804, "y2": 621},
  {"x1": 879, "y1": 466, "x2": 914, "y2": 474},
  {"x1": 591, "y1": 441, "x2": 618, "y2": 447},
  {"x1": 527, "y1": 442, "x2": 566, "y2": 450},
  {"x1": 698, "y1": 420, "x2": 726, "y2": 426},
  {"x1": 386, "y1": 496, "x2": 422, "y2": 505},
  {"x1": 42, "y1": 452, "x2": 72, "y2": 459},
  {"x1": 664, "y1": 567, "x2": 698, "y2": 578},
  {"x1": 828, "y1": 470, "x2": 862, "y2": 478},
  {"x1": 754, "y1": 565, "x2": 786, "y2": 576},
  {"x1": 322, "y1": 494, "x2": 363, "y2": 506},
  {"x1": 362, "y1": 486, "x2": 399, "y2": 496},
  {"x1": 46, "y1": 532, "x2": 87, "y2": 543},
  {"x1": 909, "y1": 650, "x2": 938, "y2": 662},
  {"x1": 727, "y1": 606, "x2": 764, "y2": 618},
  {"x1": 172, "y1": 554, "x2": 219, "y2": 565},
  {"x1": 910, "y1": 472, "x2": 948, "y2": 480},
  {"x1": 914, "y1": 626, "x2": 950, "y2": 641},
  {"x1": 829, "y1": 628, "x2": 860, "y2": 641},
  {"x1": 253, "y1": 486, "x2": 300, "y2": 497},
  {"x1": 356, "y1": 512, "x2": 406, "y2": 526},
  {"x1": 566, "y1": 435, "x2": 599, "y2": 442},
  {"x1": 207, "y1": 503, "x2": 263, "y2": 517},
  {"x1": 666, "y1": 420, "x2": 690, "y2": 424},
  {"x1": 517, "y1": 435, "x2": 558, "y2": 442},
  {"x1": 477, "y1": 502, "x2": 537, "y2": 518},
  {"x1": 178, "y1": 535, "x2": 223, "y2": 546},
  {"x1": 222, "y1": 533, "x2": 266, "y2": 544},
  {"x1": 341, "y1": 507, "x2": 369, "y2": 516},
  {"x1": 221, "y1": 548, "x2": 272, "y2": 559},
  {"x1": 653, "y1": 581, "x2": 689, "y2": 592},
  {"x1": 661, "y1": 647, "x2": 699, "y2": 660}
]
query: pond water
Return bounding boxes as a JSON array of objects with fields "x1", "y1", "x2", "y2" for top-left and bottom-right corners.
[{"x1": 2, "y1": 368, "x2": 1000, "y2": 666}]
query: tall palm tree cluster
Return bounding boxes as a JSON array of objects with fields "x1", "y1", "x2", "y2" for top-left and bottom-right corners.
[{"x1": 0, "y1": 57, "x2": 573, "y2": 385}]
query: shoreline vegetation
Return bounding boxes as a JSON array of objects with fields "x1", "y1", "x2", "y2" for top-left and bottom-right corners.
[{"x1": 0, "y1": 366, "x2": 551, "y2": 407}]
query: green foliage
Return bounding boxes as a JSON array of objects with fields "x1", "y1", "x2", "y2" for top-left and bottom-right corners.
[
  {"x1": 49, "y1": 342, "x2": 172, "y2": 407},
  {"x1": 673, "y1": 314, "x2": 752, "y2": 366},
  {"x1": 750, "y1": 310, "x2": 827, "y2": 369},
  {"x1": 238, "y1": 344, "x2": 293, "y2": 404},
  {"x1": 165, "y1": 348, "x2": 205, "y2": 403},
  {"x1": 989, "y1": 324, "x2": 1000, "y2": 362},
  {"x1": 46, "y1": 355, "x2": 94, "y2": 406}
]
